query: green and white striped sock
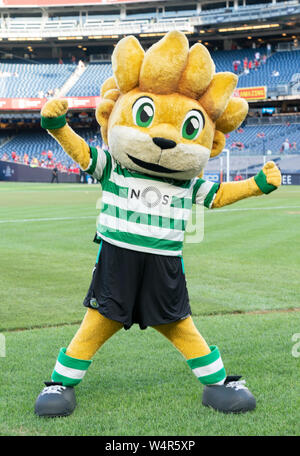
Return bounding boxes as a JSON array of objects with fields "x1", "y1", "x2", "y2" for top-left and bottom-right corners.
[
  {"x1": 187, "y1": 345, "x2": 226, "y2": 385},
  {"x1": 51, "y1": 348, "x2": 92, "y2": 387}
]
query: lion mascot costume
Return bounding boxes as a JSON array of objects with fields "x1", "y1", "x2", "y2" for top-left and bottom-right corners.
[{"x1": 35, "y1": 31, "x2": 281, "y2": 417}]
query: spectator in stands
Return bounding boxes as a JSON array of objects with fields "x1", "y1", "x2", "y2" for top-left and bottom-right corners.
[
  {"x1": 248, "y1": 60, "x2": 253, "y2": 71},
  {"x1": 11, "y1": 151, "x2": 17, "y2": 161},
  {"x1": 254, "y1": 59, "x2": 260, "y2": 71},
  {"x1": 30, "y1": 157, "x2": 39, "y2": 168},
  {"x1": 267, "y1": 43, "x2": 271, "y2": 57},
  {"x1": 1, "y1": 152, "x2": 9, "y2": 161},
  {"x1": 232, "y1": 60, "x2": 240, "y2": 74},
  {"x1": 281, "y1": 138, "x2": 290, "y2": 154},
  {"x1": 51, "y1": 166, "x2": 59, "y2": 183},
  {"x1": 58, "y1": 58, "x2": 63, "y2": 65},
  {"x1": 71, "y1": 55, "x2": 76, "y2": 65},
  {"x1": 255, "y1": 51, "x2": 260, "y2": 62},
  {"x1": 262, "y1": 54, "x2": 267, "y2": 65},
  {"x1": 23, "y1": 153, "x2": 29, "y2": 165},
  {"x1": 47, "y1": 150, "x2": 53, "y2": 162}
]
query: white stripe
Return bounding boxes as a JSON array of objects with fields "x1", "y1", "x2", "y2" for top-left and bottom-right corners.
[
  {"x1": 192, "y1": 357, "x2": 224, "y2": 378},
  {"x1": 99, "y1": 212, "x2": 184, "y2": 241},
  {"x1": 94, "y1": 148, "x2": 108, "y2": 180},
  {"x1": 194, "y1": 180, "x2": 214, "y2": 205},
  {"x1": 102, "y1": 190, "x2": 192, "y2": 220},
  {"x1": 99, "y1": 233, "x2": 182, "y2": 256},
  {"x1": 54, "y1": 360, "x2": 87, "y2": 380}
]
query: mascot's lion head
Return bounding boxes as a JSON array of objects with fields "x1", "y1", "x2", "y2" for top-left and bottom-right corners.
[{"x1": 96, "y1": 31, "x2": 248, "y2": 180}]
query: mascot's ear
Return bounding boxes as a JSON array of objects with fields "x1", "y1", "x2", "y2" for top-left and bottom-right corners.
[
  {"x1": 199, "y1": 72, "x2": 238, "y2": 121},
  {"x1": 96, "y1": 99, "x2": 115, "y2": 145},
  {"x1": 216, "y1": 97, "x2": 248, "y2": 133},
  {"x1": 112, "y1": 35, "x2": 144, "y2": 93},
  {"x1": 211, "y1": 130, "x2": 226, "y2": 158}
]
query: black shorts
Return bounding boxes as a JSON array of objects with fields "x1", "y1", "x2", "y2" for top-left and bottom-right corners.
[{"x1": 83, "y1": 240, "x2": 191, "y2": 330}]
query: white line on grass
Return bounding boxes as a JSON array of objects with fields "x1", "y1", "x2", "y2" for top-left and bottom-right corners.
[
  {"x1": 0, "y1": 215, "x2": 96, "y2": 224},
  {"x1": 1, "y1": 205, "x2": 300, "y2": 223}
]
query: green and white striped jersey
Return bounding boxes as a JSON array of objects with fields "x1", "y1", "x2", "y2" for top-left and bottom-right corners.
[{"x1": 84, "y1": 146, "x2": 219, "y2": 256}]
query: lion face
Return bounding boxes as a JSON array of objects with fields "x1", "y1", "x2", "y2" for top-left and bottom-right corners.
[
  {"x1": 107, "y1": 88, "x2": 214, "y2": 180},
  {"x1": 96, "y1": 31, "x2": 248, "y2": 181}
]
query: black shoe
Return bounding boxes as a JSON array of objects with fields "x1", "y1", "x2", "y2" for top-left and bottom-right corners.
[
  {"x1": 34, "y1": 381, "x2": 76, "y2": 417},
  {"x1": 202, "y1": 376, "x2": 256, "y2": 414}
]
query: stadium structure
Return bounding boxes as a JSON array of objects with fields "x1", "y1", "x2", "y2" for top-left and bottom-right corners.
[{"x1": 0, "y1": 0, "x2": 300, "y2": 184}]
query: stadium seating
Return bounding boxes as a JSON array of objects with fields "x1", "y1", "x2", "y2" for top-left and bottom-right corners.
[
  {"x1": 1, "y1": 129, "x2": 102, "y2": 167},
  {"x1": 0, "y1": 60, "x2": 74, "y2": 98},
  {"x1": 66, "y1": 63, "x2": 112, "y2": 97},
  {"x1": 227, "y1": 124, "x2": 300, "y2": 155},
  {"x1": 1, "y1": 48, "x2": 300, "y2": 98}
]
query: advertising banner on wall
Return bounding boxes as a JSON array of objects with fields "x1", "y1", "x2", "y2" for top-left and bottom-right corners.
[{"x1": 234, "y1": 86, "x2": 267, "y2": 101}]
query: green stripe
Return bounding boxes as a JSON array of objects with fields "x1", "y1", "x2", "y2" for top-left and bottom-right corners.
[
  {"x1": 204, "y1": 183, "x2": 220, "y2": 208},
  {"x1": 101, "y1": 203, "x2": 186, "y2": 231},
  {"x1": 96, "y1": 240, "x2": 103, "y2": 264},
  {"x1": 40, "y1": 114, "x2": 67, "y2": 130},
  {"x1": 57, "y1": 348, "x2": 92, "y2": 371},
  {"x1": 86, "y1": 146, "x2": 98, "y2": 176},
  {"x1": 192, "y1": 178, "x2": 205, "y2": 204},
  {"x1": 100, "y1": 150, "x2": 112, "y2": 183},
  {"x1": 51, "y1": 371, "x2": 82, "y2": 387},
  {"x1": 198, "y1": 367, "x2": 226, "y2": 385},
  {"x1": 98, "y1": 226, "x2": 183, "y2": 252},
  {"x1": 254, "y1": 169, "x2": 277, "y2": 194},
  {"x1": 187, "y1": 345, "x2": 220, "y2": 369},
  {"x1": 103, "y1": 181, "x2": 129, "y2": 198},
  {"x1": 181, "y1": 257, "x2": 185, "y2": 274},
  {"x1": 171, "y1": 195, "x2": 193, "y2": 209}
]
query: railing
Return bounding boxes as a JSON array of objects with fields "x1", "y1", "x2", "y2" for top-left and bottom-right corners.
[{"x1": 0, "y1": 1, "x2": 300, "y2": 38}]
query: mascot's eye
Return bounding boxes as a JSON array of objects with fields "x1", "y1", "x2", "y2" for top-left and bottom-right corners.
[
  {"x1": 181, "y1": 110, "x2": 205, "y2": 140},
  {"x1": 132, "y1": 96, "x2": 155, "y2": 128}
]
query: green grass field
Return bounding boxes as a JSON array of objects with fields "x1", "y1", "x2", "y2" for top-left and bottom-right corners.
[{"x1": 0, "y1": 182, "x2": 299, "y2": 436}]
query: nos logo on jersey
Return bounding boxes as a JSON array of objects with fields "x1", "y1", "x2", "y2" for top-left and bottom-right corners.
[{"x1": 130, "y1": 186, "x2": 170, "y2": 208}]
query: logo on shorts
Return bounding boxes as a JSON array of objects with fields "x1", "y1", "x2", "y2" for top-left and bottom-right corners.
[{"x1": 89, "y1": 298, "x2": 99, "y2": 309}]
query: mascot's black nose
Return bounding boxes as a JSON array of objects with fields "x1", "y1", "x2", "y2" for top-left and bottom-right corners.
[{"x1": 152, "y1": 137, "x2": 176, "y2": 149}]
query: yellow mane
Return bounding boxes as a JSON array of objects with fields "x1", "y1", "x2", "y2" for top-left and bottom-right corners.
[{"x1": 97, "y1": 31, "x2": 248, "y2": 156}]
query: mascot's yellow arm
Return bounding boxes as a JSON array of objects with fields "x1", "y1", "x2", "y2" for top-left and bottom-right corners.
[
  {"x1": 41, "y1": 99, "x2": 90, "y2": 170},
  {"x1": 211, "y1": 161, "x2": 281, "y2": 208},
  {"x1": 212, "y1": 177, "x2": 262, "y2": 208}
]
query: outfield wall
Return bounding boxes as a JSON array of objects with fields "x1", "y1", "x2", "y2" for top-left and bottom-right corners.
[{"x1": 0, "y1": 160, "x2": 80, "y2": 183}]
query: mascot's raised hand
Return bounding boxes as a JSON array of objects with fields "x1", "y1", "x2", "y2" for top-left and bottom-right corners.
[{"x1": 35, "y1": 31, "x2": 281, "y2": 418}]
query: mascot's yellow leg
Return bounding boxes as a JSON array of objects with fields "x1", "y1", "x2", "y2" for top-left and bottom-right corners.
[
  {"x1": 66, "y1": 308, "x2": 123, "y2": 360},
  {"x1": 152, "y1": 316, "x2": 210, "y2": 359}
]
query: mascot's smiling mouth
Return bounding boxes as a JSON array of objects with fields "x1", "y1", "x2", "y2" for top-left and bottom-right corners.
[{"x1": 127, "y1": 154, "x2": 182, "y2": 174}]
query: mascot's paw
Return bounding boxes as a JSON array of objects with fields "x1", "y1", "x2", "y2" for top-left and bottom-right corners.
[
  {"x1": 254, "y1": 161, "x2": 281, "y2": 194},
  {"x1": 34, "y1": 381, "x2": 76, "y2": 417},
  {"x1": 262, "y1": 161, "x2": 282, "y2": 188},
  {"x1": 41, "y1": 98, "x2": 68, "y2": 118},
  {"x1": 202, "y1": 376, "x2": 256, "y2": 414}
]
